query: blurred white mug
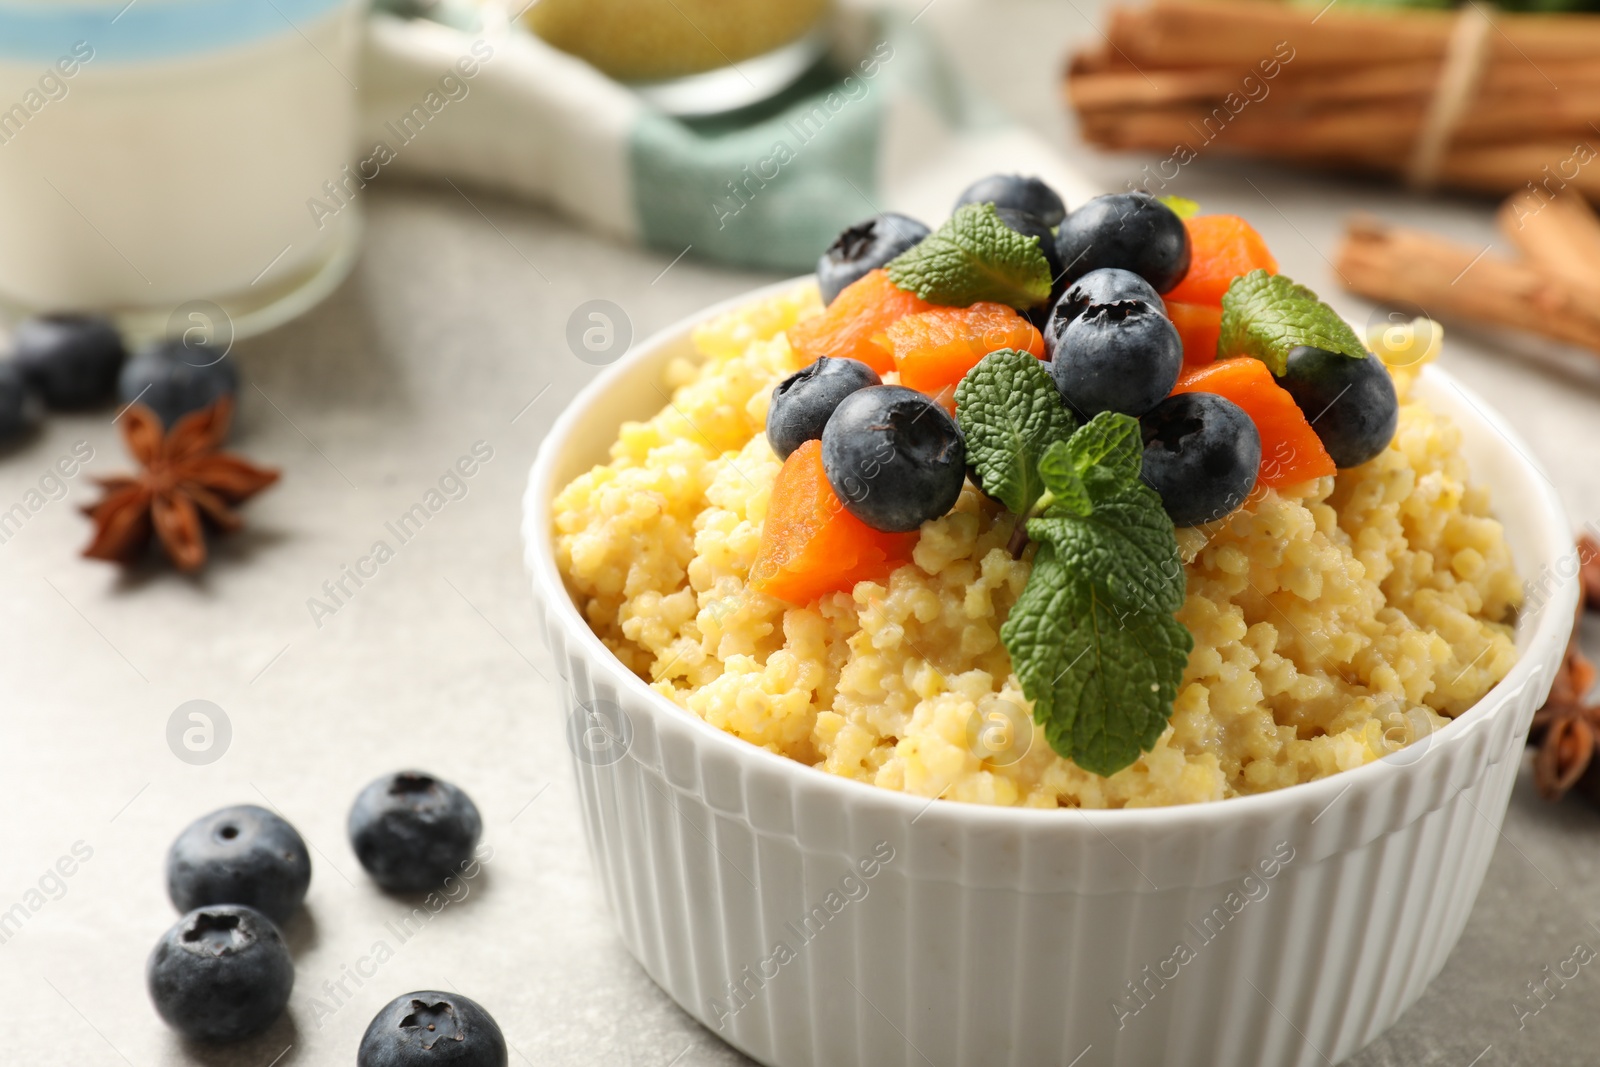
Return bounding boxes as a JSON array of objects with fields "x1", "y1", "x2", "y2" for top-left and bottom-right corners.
[{"x1": 0, "y1": 0, "x2": 365, "y2": 338}]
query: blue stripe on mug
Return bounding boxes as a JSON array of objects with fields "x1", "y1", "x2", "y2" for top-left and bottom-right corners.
[{"x1": 0, "y1": 0, "x2": 352, "y2": 64}]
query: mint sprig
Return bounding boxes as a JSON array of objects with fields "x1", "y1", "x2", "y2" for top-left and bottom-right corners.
[
  {"x1": 956, "y1": 355, "x2": 1192, "y2": 777},
  {"x1": 1060, "y1": 413, "x2": 1143, "y2": 482},
  {"x1": 953, "y1": 349, "x2": 1076, "y2": 516},
  {"x1": 1218, "y1": 269, "x2": 1367, "y2": 375},
  {"x1": 887, "y1": 203, "x2": 1052, "y2": 309},
  {"x1": 1029, "y1": 476, "x2": 1186, "y2": 617},
  {"x1": 1001, "y1": 544, "x2": 1193, "y2": 777},
  {"x1": 1035, "y1": 443, "x2": 1092, "y2": 518}
]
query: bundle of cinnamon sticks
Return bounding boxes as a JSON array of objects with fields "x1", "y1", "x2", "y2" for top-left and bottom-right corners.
[
  {"x1": 1335, "y1": 188, "x2": 1600, "y2": 355},
  {"x1": 1067, "y1": 0, "x2": 1600, "y2": 199}
]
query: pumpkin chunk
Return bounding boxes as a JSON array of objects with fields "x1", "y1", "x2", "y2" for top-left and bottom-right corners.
[
  {"x1": 1165, "y1": 215, "x2": 1278, "y2": 307},
  {"x1": 788, "y1": 270, "x2": 935, "y2": 374},
  {"x1": 1172, "y1": 358, "x2": 1335, "y2": 487},
  {"x1": 751, "y1": 440, "x2": 915, "y2": 604},
  {"x1": 1167, "y1": 301, "x2": 1223, "y2": 367},
  {"x1": 875, "y1": 302, "x2": 1044, "y2": 407}
]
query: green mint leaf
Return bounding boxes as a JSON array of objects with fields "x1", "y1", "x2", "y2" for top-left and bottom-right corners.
[
  {"x1": 954, "y1": 350, "x2": 1077, "y2": 515},
  {"x1": 1064, "y1": 412, "x2": 1143, "y2": 482},
  {"x1": 1158, "y1": 195, "x2": 1200, "y2": 219},
  {"x1": 1218, "y1": 269, "x2": 1368, "y2": 376},
  {"x1": 1000, "y1": 544, "x2": 1194, "y2": 777},
  {"x1": 887, "y1": 202, "x2": 1052, "y2": 309},
  {"x1": 1000, "y1": 542, "x2": 1074, "y2": 727},
  {"x1": 1029, "y1": 474, "x2": 1186, "y2": 616},
  {"x1": 971, "y1": 372, "x2": 1192, "y2": 777},
  {"x1": 1036, "y1": 442, "x2": 1092, "y2": 517}
]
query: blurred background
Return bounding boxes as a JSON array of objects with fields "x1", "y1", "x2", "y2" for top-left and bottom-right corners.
[{"x1": 2, "y1": 0, "x2": 1599, "y2": 1064}]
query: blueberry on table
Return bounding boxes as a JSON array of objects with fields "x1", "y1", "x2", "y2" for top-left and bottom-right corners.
[
  {"x1": 1050, "y1": 300, "x2": 1182, "y2": 418},
  {"x1": 0, "y1": 362, "x2": 42, "y2": 442},
  {"x1": 954, "y1": 174, "x2": 1067, "y2": 228},
  {"x1": 1277, "y1": 346, "x2": 1399, "y2": 468},
  {"x1": 817, "y1": 213, "x2": 930, "y2": 306},
  {"x1": 166, "y1": 804, "x2": 312, "y2": 924},
  {"x1": 766, "y1": 356, "x2": 881, "y2": 460},
  {"x1": 146, "y1": 904, "x2": 293, "y2": 1043},
  {"x1": 1140, "y1": 392, "x2": 1261, "y2": 527},
  {"x1": 1055, "y1": 193, "x2": 1191, "y2": 293},
  {"x1": 1042, "y1": 268, "x2": 1163, "y2": 359},
  {"x1": 349, "y1": 771, "x2": 483, "y2": 892},
  {"x1": 358, "y1": 991, "x2": 508, "y2": 1067},
  {"x1": 820, "y1": 385, "x2": 965, "y2": 533},
  {"x1": 10, "y1": 312, "x2": 125, "y2": 409},
  {"x1": 120, "y1": 338, "x2": 239, "y2": 429}
]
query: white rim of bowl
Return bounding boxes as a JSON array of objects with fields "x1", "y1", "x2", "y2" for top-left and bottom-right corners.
[{"x1": 526, "y1": 277, "x2": 1576, "y2": 830}]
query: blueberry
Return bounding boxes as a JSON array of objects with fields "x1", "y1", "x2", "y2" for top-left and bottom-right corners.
[
  {"x1": 146, "y1": 904, "x2": 293, "y2": 1043},
  {"x1": 0, "y1": 362, "x2": 42, "y2": 443},
  {"x1": 10, "y1": 313, "x2": 126, "y2": 409},
  {"x1": 1043, "y1": 268, "x2": 1164, "y2": 360},
  {"x1": 817, "y1": 214, "x2": 930, "y2": 305},
  {"x1": 166, "y1": 805, "x2": 312, "y2": 925},
  {"x1": 1277, "y1": 346, "x2": 1398, "y2": 468},
  {"x1": 358, "y1": 991, "x2": 508, "y2": 1067},
  {"x1": 1055, "y1": 193, "x2": 1191, "y2": 293},
  {"x1": 954, "y1": 174, "x2": 1067, "y2": 228},
  {"x1": 766, "y1": 357, "x2": 881, "y2": 460},
  {"x1": 820, "y1": 385, "x2": 965, "y2": 533},
  {"x1": 1140, "y1": 392, "x2": 1261, "y2": 526},
  {"x1": 1050, "y1": 300, "x2": 1182, "y2": 418},
  {"x1": 349, "y1": 771, "x2": 483, "y2": 893},
  {"x1": 120, "y1": 339, "x2": 238, "y2": 429}
]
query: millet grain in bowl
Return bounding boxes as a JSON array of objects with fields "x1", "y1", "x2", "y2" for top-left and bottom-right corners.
[{"x1": 552, "y1": 285, "x2": 1521, "y2": 808}]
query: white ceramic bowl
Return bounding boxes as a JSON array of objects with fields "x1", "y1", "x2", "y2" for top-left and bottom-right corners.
[{"x1": 523, "y1": 279, "x2": 1577, "y2": 1067}]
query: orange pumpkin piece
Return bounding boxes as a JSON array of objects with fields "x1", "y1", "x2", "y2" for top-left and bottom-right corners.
[
  {"x1": 1164, "y1": 215, "x2": 1278, "y2": 307},
  {"x1": 788, "y1": 269, "x2": 935, "y2": 375},
  {"x1": 1172, "y1": 358, "x2": 1335, "y2": 487},
  {"x1": 751, "y1": 440, "x2": 915, "y2": 605},
  {"x1": 874, "y1": 302, "x2": 1044, "y2": 406},
  {"x1": 1166, "y1": 301, "x2": 1222, "y2": 367}
]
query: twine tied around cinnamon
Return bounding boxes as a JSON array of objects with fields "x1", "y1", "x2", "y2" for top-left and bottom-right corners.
[{"x1": 1406, "y1": 2, "x2": 1497, "y2": 191}]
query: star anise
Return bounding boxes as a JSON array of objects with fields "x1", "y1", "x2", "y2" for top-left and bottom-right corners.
[
  {"x1": 1527, "y1": 535, "x2": 1600, "y2": 800},
  {"x1": 81, "y1": 398, "x2": 279, "y2": 571}
]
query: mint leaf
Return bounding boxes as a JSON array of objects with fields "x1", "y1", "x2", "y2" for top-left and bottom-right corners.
[
  {"x1": 1027, "y1": 414, "x2": 1183, "y2": 616},
  {"x1": 1001, "y1": 542, "x2": 1077, "y2": 727},
  {"x1": 954, "y1": 350, "x2": 1076, "y2": 515},
  {"x1": 1218, "y1": 269, "x2": 1367, "y2": 375},
  {"x1": 1064, "y1": 412, "x2": 1143, "y2": 482},
  {"x1": 887, "y1": 203, "x2": 1052, "y2": 309},
  {"x1": 1158, "y1": 195, "x2": 1200, "y2": 219},
  {"x1": 1000, "y1": 544, "x2": 1193, "y2": 776},
  {"x1": 1029, "y1": 474, "x2": 1186, "y2": 616},
  {"x1": 1036, "y1": 442, "x2": 1092, "y2": 517},
  {"x1": 957, "y1": 356, "x2": 1191, "y2": 778}
]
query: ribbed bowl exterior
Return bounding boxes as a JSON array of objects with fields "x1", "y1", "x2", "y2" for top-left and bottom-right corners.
[{"x1": 524, "y1": 281, "x2": 1576, "y2": 1067}]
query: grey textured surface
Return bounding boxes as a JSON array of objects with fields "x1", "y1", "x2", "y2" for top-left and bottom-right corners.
[{"x1": 8, "y1": 1, "x2": 1600, "y2": 1065}]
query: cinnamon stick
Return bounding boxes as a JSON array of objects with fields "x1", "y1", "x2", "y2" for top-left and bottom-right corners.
[
  {"x1": 1103, "y1": 0, "x2": 1456, "y2": 67},
  {"x1": 1069, "y1": 59, "x2": 1600, "y2": 114},
  {"x1": 1335, "y1": 215, "x2": 1600, "y2": 355},
  {"x1": 1077, "y1": 94, "x2": 1600, "y2": 150},
  {"x1": 1444, "y1": 143, "x2": 1600, "y2": 200},
  {"x1": 1103, "y1": 0, "x2": 1600, "y2": 68},
  {"x1": 1497, "y1": 189, "x2": 1600, "y2": 298}
]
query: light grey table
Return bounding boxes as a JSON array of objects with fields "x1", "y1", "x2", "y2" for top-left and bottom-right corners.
[{"x1": 8, "y1": 2, "x2": 1600, "y2": 1064}]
